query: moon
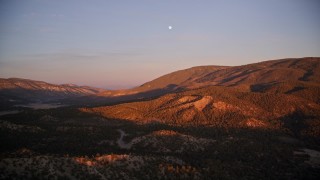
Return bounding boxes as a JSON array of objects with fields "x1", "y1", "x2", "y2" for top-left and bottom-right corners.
[{"x1": 168, "y1": 26, "x2": 172, "y2": 30}]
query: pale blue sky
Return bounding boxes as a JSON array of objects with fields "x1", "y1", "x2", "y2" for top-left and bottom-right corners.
[{"x1": 0, "y1": 0, "x2": 319, "y2": 89}]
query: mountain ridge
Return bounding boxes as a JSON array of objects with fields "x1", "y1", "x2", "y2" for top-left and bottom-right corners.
[
  {"x1": 0, "y1": 77, "x2": 105, "y2": 93},
  {"x1": 0, "y1": 78, "x2": 105, "y2": 109},
  {"x1": 1, "y1": 57, "x2": 319, "y2": 109},
  {"x1": 97, "y1": 57, "x2": 320, "y2": 97}
]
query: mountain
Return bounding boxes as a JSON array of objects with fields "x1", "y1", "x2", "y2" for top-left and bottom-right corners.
[
  {"x1": 97, "y1": 57, "x2": 320, "y2": 103},
  {"x1": 0, "y1": 78, "x2": 104, "y2": 94},
  {"x1": 0, "y1": 78, "x2": 105, "y2": 109},
  {"x1": 98, "y1": 66, "x2": 227, "y2": 97},
  {"x1": 195, "y1": 57, "x2": 320, "y2": 88},
  {"x1": 82, "y1": 57, "x2": 320, "y2": 138}
]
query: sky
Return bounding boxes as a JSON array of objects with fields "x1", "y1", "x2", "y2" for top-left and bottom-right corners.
[{"x1": 0, "y1": 0, "x2": 319, "y2": 89}]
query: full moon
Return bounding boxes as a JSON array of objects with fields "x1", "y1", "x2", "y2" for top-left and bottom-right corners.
[{"x1": 168, "y1": 26, "x2": 172, "y2": 30}]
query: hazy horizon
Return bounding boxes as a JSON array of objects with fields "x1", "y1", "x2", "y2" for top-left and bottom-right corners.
[
  {"x1": 1, "y1": 56, "x2": 319, "y2": 90},
  {"x1": 1, "y1": 0, "x2": 320, "y2": 89}
]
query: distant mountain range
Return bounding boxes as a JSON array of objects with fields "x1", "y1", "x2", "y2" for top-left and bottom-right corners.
[{"x1": 0, "y1": 78, "x2": 105, "y2": 109}]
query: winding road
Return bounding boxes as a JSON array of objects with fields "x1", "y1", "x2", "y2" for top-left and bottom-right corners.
[{"x1": 116, "y1": 129, "x2": 133, "y2": 149}]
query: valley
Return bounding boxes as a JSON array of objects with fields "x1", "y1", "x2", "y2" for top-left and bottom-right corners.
[{"x1": 1, "y1": 57, "x2": 320, "y2": 179}]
